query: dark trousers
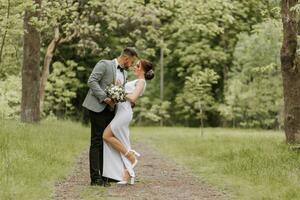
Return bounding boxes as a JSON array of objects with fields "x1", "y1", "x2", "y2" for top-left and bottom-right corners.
[{"x1": 89, "y1": 107, "x2": 115, "y2": 182}]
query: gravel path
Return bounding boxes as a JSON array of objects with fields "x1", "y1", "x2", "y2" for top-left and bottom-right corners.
[
  {"x1": 53, "y1": 142, "x2": 226, "y2": 200},
  {"x1": 52, "y1": 151, "x2": 90, "y2": 200}
]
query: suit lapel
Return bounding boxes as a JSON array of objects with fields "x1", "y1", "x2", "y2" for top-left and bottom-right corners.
[
  {"x1": 112, "y1": 59, "x2": 127, "y2": 85},
  {"x1": 123, "y1": 71, "x2": 127, "y2": 86},
  {"x1": 112, "y1": 60, "x2": 116, "y2": 84}
]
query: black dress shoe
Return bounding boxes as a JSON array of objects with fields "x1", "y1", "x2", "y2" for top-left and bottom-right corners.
[
  {"x1": 103, "y1": 178, "x2": 111, "y2": 187},
  {"x1": 90, "y1": 179, "x2": 103, "y2": 186}
]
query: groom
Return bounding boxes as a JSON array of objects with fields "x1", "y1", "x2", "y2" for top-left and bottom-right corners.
[{"x1": 82, "y1": 47, "x2": 138, "y2": 186}]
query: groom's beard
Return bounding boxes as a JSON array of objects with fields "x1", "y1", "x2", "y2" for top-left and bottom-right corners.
[{"x1": 121, "y1": 64, "x2": 129, "y2": 71}]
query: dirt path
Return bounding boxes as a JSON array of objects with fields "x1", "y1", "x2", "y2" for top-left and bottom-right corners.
[
  {"x1": 53, "y1": 142, "x2": 226, "y2": 200},
  {"x1": 52, "y1": 151, "x2": 90, "y2": 200}
]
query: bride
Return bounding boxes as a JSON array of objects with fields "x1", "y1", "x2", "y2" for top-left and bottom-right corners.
[{"x1": 102, "y1": 59, "x2": 154, "y2": 185}]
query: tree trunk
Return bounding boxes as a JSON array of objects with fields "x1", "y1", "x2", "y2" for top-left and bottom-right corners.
[
  {"x1": 198, "y1": 99, "x2": 204, "y2": 136},
  {"x1": 39, "y1": 28, "x2": 78, "y2": 113},
  {"x1": 40, "y1": 27, "x2": 61, "y2": 112},
  {"x1": 280, "y1": 0, "x2": 300, "y2": 143},
  {"x1": 0, "y1": 0, "x2": 11, "y2": 63},
  {"x1": 21, "y1": 0, "x2": 42, "y2": 123},
  {"x1": 160, "y1": 40, "x2": 164, "y2": 126}
]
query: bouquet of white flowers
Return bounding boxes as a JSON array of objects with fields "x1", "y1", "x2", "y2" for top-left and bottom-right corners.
[{"x1": 105, "y1": 84, "x2": 127, "y2": 103}]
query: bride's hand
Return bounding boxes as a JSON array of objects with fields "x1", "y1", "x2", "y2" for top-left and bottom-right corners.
[{"x1": 115, "y1": 80, "x2": 122, "y2": 86}]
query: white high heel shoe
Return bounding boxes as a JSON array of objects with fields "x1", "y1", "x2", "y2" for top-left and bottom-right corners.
[
  {"x1": 132, "y1": 158, "x2": 138, "y2": 168},
  {"x1": 125, "y1": 150, "x2": 141, "y2": 168},
  {"x1": 130, "y1": 150, "x2": 141, "y2": 157},
  {"x1": 116, "y1": 177, "x2": 135, "y2": 185},
  {"x1": 131, "y1": 150, "x2": 140, "y2": 168}
]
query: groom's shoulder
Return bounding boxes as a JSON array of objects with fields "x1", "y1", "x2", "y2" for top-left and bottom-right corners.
[{"x1": 96, "y1": 59, "x2": 114, "y2": 66}]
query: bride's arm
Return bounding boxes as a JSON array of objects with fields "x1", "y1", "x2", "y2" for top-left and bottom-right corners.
[{"x1": 126, "y1": 80, "x2": 145, "y2": 103}]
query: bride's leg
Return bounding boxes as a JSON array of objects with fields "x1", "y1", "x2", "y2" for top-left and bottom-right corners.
[
  {"x1": 123, "y1": 169, "x2": 130, "y2": 181},
  {"x1": 103, "y1": 125, "x2": 136, "y2": 162},
  {"x1": 103, "y1": 125, "x2": 127, "y2": 153},
  {"x1": 117, "y1": 168, "x2": 134, "y2": 184}
]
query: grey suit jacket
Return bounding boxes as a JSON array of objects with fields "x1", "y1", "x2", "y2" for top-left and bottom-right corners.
[{"x1": 82, "y1": 59, "x2": 127, "y2": 112}]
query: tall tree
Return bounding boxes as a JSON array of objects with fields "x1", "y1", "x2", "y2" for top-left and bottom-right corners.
[
  {"x1": 21, "y1": 0, "x2": 41, "y2": 122},
  {"x1": 39, "y1": 1, "x2": 81, "y2": 112},
  {"x1": 0, "y1": 0, "x2": 10, "y2": 64},
  {"x1": 221, "y1": 20, "x2": 283, "y2": 129},
  {"x1": 281, "y1": 0, "x2": 300, "y2": 143},
  {"x1": 0, "y1": 0, "x2": 24, "y2": 79}
]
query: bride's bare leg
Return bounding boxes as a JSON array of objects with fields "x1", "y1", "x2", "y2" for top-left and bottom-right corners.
[
  {"x1": 103, "y1": 125, "x2": 126, "y2": 154},
  {"x1": 103, "y1": 125, "x2": 136, "y2": 163},
  {"x1": 123, "y1": 169, "x2": 130, "y2": 181}
]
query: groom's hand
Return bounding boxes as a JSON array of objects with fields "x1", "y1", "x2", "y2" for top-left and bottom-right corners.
[{"x1": 103, "y1": 98, "x2": 115, "y2": 108}]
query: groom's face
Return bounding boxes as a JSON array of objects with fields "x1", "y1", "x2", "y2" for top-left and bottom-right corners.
[{"x1": 123, "y1": 56, "x2": 137, "y2": 70}]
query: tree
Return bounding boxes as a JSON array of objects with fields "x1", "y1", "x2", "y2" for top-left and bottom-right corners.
[
  {"x1": 0, "y1": 0, "x2": 24, "y2": 79},
  {"x1": 132, "y1": 97, "x2": 171, "y2": 125},
  {"x1": 1, "y1": 0, "x2": 285, "y2": 126},
  {"x1": 0, "y1": 76, "x2": 21, "y2": 119},
  {"x1": 161, "y1": 0, "x2": 278, "y2": 125},
  {"x1": 0, "y1": 0, "x2": 10, "y2": 64},
  {"x1": 176, "y1": 69, "x2": 219, "y2": 127},
  {"x1": 39, "y1": 1, "x2": 83, "y2": 112},
  {"x1": 220, "y1": 20, "x2": 283, "y2": 129},
  {"x1": 43, "y1": 60, "x2": 85, "y2": 117},
  {"x1": 280, "y1": 1, "x2": 300, "y2": 143},
  {"x1": 21, "y1": 0, "x2": 41, "y2": 122}
]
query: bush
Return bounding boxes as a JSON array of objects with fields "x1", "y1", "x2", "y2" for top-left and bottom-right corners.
[
  {"x1": 0, "y1": 75, "x2": 21, "y2": 119},
  {"x1": 132, "y1": 97, "x2": 171, "y2": 125},
  {"x1": 44, "y1": 60, "x2": 85, "y2": 117}
]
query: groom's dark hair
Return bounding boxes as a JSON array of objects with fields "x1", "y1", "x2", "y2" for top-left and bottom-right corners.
[{"x1": 121, "y1": 47, "x2": 138, "y2": 58}]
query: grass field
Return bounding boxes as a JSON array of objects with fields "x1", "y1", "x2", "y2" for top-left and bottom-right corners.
[
  {"x1": 130, "y1": 127, "x2": 300, "y2": 200},
  {"x1": 0, "y1": 119, "x2": 89, "y2": 200},
  {"x1": 1, "y1": 120, "x2": 300, "y2": 200}
]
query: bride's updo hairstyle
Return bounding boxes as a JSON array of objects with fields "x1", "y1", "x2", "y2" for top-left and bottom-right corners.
[{"x1": 140, "y1": 60, "x2": 155, "y2": 80}]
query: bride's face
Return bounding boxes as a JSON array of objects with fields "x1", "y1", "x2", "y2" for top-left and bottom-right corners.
[{"x1": 133, "y1": 61, "x2": 144, "y2": 77}]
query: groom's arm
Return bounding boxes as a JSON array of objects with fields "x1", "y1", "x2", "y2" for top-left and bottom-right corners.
[{"x1": 87, "y1": 61, "x2": 108, "y2": 103}]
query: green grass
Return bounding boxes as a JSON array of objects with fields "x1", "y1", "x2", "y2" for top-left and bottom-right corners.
[
  {"x1": 80, "y1": 186, "x2": 108, "y2": 200},
  {"x1": 2, "y1": 121, "x2": 299, "y2": 200},
  {"x1": 130, "y1": 127, "x2": 300, "y2": 200},
  {"x1": 0, "y1": 119, "x2": 89, "y2": 200}
]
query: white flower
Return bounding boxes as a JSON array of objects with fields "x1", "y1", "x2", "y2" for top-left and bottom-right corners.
[{"x1": 105, "y1": 84, "x2": 127, "y2": 103}]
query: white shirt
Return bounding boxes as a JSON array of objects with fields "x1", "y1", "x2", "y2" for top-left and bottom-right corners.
[{"x1": 114, "y1": 59, "x2": 125, "y2": 85}]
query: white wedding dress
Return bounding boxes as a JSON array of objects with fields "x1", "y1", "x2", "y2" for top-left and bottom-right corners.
[{"x1": 103, "y1": 79, "x2": 146, "y2": 181}]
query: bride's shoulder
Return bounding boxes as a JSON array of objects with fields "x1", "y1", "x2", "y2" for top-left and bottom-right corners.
[
  {"x1": 126, "y1": 79, "x2": 146, "y2": 86},
  {"x1": 135, "y1": 79, "x2": 146, "y2": 85}
]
